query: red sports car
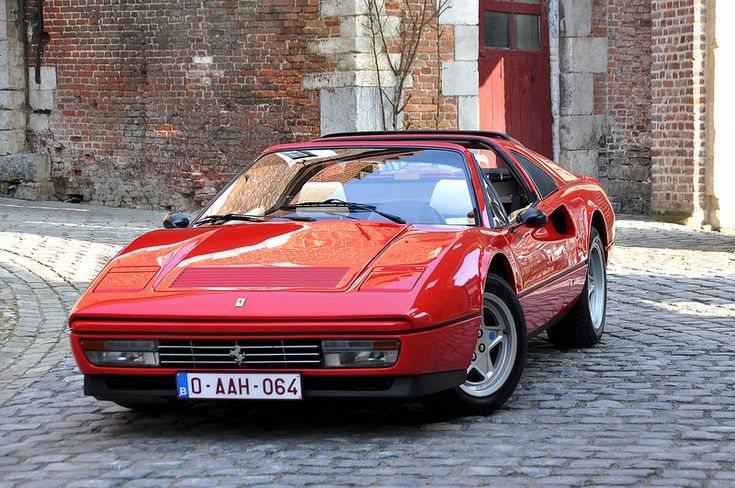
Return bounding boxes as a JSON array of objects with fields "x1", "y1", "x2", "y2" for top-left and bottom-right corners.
[{"x1": 69, "y1": 131, "x2": 614, "y2": 414}]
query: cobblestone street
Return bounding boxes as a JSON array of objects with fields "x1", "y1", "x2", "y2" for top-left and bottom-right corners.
[{"x1": 0, "y1": 197, "x2": 734, "y2": 487}]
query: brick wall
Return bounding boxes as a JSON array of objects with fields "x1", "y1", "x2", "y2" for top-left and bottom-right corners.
[
  {"x1": 602, "y1": 0, "x2": 652, "y2": 213},
  {"x1": 650, "y1": 0, "x2": 707, "y2": 220},
  {"x1": 26, "y1": 0, "x2": 334, "y2": 209},
  {"x1": 402, "y1": 12, "x2": 457, "y2": 130}
]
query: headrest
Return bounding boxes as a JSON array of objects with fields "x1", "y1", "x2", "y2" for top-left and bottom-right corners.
[
  {"x1": 429, "y1": 179, "x2": 473, "y2": 217},
  {"x1": 295, "y1": 182, "x2": 346, "y2": 203}
]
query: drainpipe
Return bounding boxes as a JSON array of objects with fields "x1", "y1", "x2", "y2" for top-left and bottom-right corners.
[{"x1": 548, "y1": 0, "x2": 561, "y2": 164}]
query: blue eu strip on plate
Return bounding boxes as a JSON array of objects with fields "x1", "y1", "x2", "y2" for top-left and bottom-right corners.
[{"x1": 177, "y1": 373, "x2": 189, "y2": 398}]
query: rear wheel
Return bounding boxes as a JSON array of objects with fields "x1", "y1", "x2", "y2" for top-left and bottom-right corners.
[
  {"x1": 430, "y1": 274, "x2": 527, "y2": 415},
  {"x1": 547, "y1": 227, "x2": 607, "y2": 348}
]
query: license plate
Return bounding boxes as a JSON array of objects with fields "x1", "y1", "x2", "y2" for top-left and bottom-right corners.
[{"x1": 176, "y1": 372, "x2": 302, "y2": 400}]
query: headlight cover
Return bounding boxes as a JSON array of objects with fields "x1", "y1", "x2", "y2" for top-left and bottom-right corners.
[
  {"x1": 321, "y1": 339, "x2": 400, "y2": 368},
  {"x1": 360, "y1": 266, "x2": 425, "y2": 291},
  {"x1": 81, "y1": 339, "x2": 160, "y2": 367},
  {"x1": 94, "y1": 266, "x2": 159, "y2": 293}
]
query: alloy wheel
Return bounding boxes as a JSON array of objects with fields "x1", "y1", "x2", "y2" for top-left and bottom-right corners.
[
  {"x1": 460, "y1": 293, "x2": 518, "y2": 398},
  {"x1": 587, "y1": 241, "x2": 606, "y2": 329}
]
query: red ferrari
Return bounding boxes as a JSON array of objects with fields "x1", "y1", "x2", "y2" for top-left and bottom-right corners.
[{"x1": 69, "y1": 131, "x2": 615, "y2": 414}]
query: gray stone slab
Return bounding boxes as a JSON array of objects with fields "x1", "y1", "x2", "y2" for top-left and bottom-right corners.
[
  {"x1": 0, "y1": 128, "x2": 24, "y2": 155},
  {"x1": 27, "y1": 67, "x2": 57, "y2": 90},
  {"x1": 559, "y1": 114, "x2": 604, "y2": 150},
  {"x1": 441, "y1": 60, "x2": 479, "y2": 96},
  {"x1": 454, "y1": 25, "x2": 479, "y2": 62},
  {"x1": 0, "y1": 88, "x2": 24, "y2": 111},
  {"x1": 440, "y1": 0, "x2": 479, "y2": 26},
  {"x1": 560, "y1": 37, "x2": 607, "y2": 74},
  {"x1": 560, "y1": 0, "x2": 592, "y2": 37},
  {"x1": 560, "y1": 72, "x2": 594, "y2": 116},
  {"x1": 559, "y1": 149, "x2": 598, "y2": 177},
  {"x1": 320, "y1": 85, "x2": 385, "y2": 135},
  {"x1": 458, "y1": 95, "x2": 479, "y2": 130},
  {"x1": 29, "y1": 89, "x2": 54, "y2": 111}
]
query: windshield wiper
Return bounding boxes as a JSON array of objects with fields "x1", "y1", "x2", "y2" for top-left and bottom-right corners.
[
  {"x1": 194, "y1": 213, "x2": 266, "y2": 226},
  {"x1": 195, "y1": 213, "x2": 317, "y2": 226},
  {"x1": 280, "y1": 199, "x2": 406, "y2": 224}
]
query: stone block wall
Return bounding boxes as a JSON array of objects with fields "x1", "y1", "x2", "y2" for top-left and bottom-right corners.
[{"x1": 650, "y1": 0, "x2": 708, "y2": 222}]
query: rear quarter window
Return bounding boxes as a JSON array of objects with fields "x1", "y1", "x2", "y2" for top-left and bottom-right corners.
[{"x1": 511, "y1": 151, "x2": 559, "y2": 199}]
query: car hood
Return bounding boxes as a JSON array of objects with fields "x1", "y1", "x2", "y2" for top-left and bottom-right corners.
[
  {"x1": 120, "y1": 220, "x2": 410, "y2": 292},
  {"x1": 70, "y1": 220, "x2": 495, "y2": 325}
]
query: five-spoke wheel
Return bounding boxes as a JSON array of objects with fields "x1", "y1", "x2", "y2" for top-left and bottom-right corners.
[
  {"x1": 460, "y1": 294, "x2": 518, "y2": 398},
  {"x1": 432, "y1": 274, "x2": 526, "y2": 415}
]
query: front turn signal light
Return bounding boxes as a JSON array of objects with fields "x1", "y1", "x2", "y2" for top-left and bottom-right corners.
[
  {"x1": 360, "y1": 266, "x2": 425, "y2": 291},
  {"x1": 322, "y1": 339, "x2": 400, "y2": 368},
  {"x1": 81, "y1": 339, "x2": 160, "y2": 367}
]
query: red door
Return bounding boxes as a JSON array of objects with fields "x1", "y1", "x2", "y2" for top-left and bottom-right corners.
[{"x1": 479, "y1": 0, "x2": 553, "y2": 158}]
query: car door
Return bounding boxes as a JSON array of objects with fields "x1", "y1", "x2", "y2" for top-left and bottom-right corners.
[{"x1": 501, "y1": 150, "x2": 580, "y2": 332}]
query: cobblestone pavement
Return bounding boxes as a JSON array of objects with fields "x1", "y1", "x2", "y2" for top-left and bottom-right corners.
[{"x1": 0, "y1": 196, "x2": 734, "y2": 487}]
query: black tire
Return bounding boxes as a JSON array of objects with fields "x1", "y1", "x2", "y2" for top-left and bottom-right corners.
[
  {"x1": 427, "y1": 274, "x2": 527, "y2": 416},
  {"x1": 547, "y1": 227, "x2": 607, "y2": 349}
]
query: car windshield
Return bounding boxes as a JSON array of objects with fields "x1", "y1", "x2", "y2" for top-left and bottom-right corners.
[{"x1": 196, "y1": 147, "x2": 478, "y2": 226}]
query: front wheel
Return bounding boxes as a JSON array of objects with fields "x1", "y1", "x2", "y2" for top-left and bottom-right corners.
[{"x1": 429, "y1": 274, "x2": 527, "y2": 415}]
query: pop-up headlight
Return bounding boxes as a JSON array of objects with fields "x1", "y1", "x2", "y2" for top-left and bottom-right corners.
[
  {"x1": 94, "y1": 267, "x2": 158, "y2": 293},
  {"x1": 360, "y1": 266, "x2": 425, "y2": 291}
]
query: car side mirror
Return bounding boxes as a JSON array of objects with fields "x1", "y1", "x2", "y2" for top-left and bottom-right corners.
[
  {"x1": 163, "y1": 212, "x2": 190, "y2": 229},
  {"x1": 513, "y1": 207, "x2": 548, "y2": 229}
]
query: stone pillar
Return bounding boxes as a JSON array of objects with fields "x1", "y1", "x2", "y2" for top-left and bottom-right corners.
[
  {"x1": 0, "y1": 0, "x2": 26, "y2": 155},
  {"x1": 0, "y1": 0, "x2": 52, "y2": 200},
  {"x1": 603, "y1": 0, "x2": 652, "y2": 213},
  {"x1": 304, "y1": 0, "x2": 392, "y2": 134},
  {"x1": 441, "y1": 0, "x2": 479, "y2": 130},
  {"x1": 706, "y1": 0, "x2": 735, "y2": 230},
  {"x1": 548, "y1": 0, "x2": 560, "y2": 163},
  {"x1": 557, "y1": 0, "x2": 606, "y2": 179},
  {"x1": 306, "y1": 0, "x2": 479, "y2": 134}
]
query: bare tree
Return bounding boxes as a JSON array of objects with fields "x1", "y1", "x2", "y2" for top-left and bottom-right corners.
[
  {"x1": 365, "y1": 0, "x2": 451, "y2": 130},
  {"x1": 432, "y1": 3, "x2": 448, "y2": 129}
]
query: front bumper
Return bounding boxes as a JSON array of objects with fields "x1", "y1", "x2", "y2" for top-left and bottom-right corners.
[
  {"x1": 84, "y1": 370, "x2": 467, "y2": 402},
  {"x1": 70, "y1": 315, "x2": 480, "y2": 401}
]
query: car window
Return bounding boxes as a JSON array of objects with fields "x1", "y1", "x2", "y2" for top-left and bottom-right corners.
[
  {"x1": 200, "y1": 148, "x2": 479, "y2": 226},
  {"x1": 479, "y1": 169, "x2": 509, "y2": 228},
  {"x1": 510, "y1": 150, "x2": 559, "y2": 199},
  {"x1": 469, "y1": 148, "x2": 534, "y2": 216}
]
